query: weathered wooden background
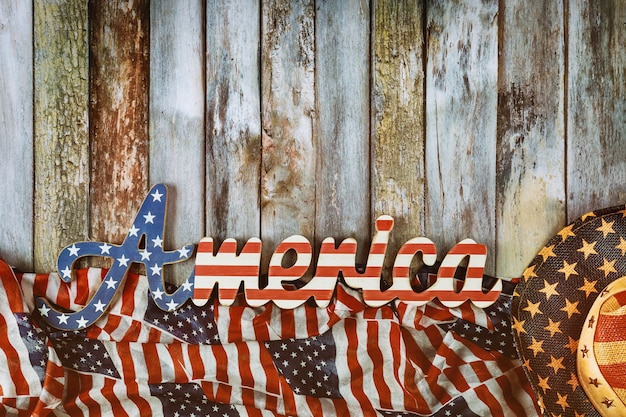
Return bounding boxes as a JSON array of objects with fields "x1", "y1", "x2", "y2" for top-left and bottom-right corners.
[{"x1": 1, "y1": 0, "x2": 624, "y2": 282}]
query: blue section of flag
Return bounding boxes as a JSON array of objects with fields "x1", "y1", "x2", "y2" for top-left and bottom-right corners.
[
  {"x1": 264, "y1": 330, "x2": 342, "y2": 399},
  {"x1": 148, "y1": 383, "x2": 240, "y2": 417},
  {"x1": 48, "y1": 329, "x2": 120, "y2": 378},
  {"x1": 14, "y1": 313, "x2": 48, "y2": 382},
  {"x1": 144, "y1": 296, "x2": 220, "y2": 344}
]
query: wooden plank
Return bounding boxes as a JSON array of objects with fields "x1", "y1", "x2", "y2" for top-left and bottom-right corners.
[
  {"x1": 34, "y1": 0, "x2": 90, "y2": 272},
  {"x1": 0, "y1": 2, "x2": 33, "y2": 271},
  {"x1": 260, "y1": 0, "x2": 316, "y2": 273},
  {"x1": 567, "y1": 1, "x2": 626, "y2": 221},
  {"x1": 371, "y1": 0, "x2": 425, "y2": 280},
  {"x1": 315, "y1": 0, "x2": 370, "y2": 263},
  {"x1": 150, "y1": 1, "x2": 205, "y2": 283},
  {"x1": 425, "y1": 0, "x2": 498, "y2": 274},
  {"x1": 89, "y1": 0, "x2": 150, "y2": 247},
  {"x1": 496, "y1": 1, "x2": 566, "y2": 278},
  {"x1": 206, "y1": 0, "x2": 261, "y2": 241}
]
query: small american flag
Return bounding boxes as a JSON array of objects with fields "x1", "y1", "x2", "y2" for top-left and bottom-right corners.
[{"x1": 0, "y1": 258, "x2": 539, "y2": 416}]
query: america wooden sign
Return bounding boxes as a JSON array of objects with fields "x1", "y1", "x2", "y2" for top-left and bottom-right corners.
[{"x1": 36, "y1": 184, "x2": 502, "y2": 331}]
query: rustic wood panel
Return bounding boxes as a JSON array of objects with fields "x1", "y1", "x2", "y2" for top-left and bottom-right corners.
[
  {"x1": 89, "y1": 0, "x2": 150, "y2": 246},
  {"x1": 567, "y1": 1, "x2": 626, "y2": 221},
  {"x1": 425, "y1": 0, "x2": 498, "y2": 274},
  {"x1": 0, "y1": 2, "x2": 33, "y2": 271},
  {"x1": 496, "y1": 1, "x2": 566, "y2": 278},
  {"x1": 315, "y1": 0, "x2": 371, "y2": 263},
  {"x1": 33, "y1": 0, "x2": 90, "y2": 272},
  {"x1": 206, "y1": 0, "x2": 262, "y2": 242},
  {"x1": 260, "y1": 0, "x2": 316, "y2": 273},
  {"x1": 150, "y1": 0, "x2": 205, "y2": 283},
  {"x1": 371, "y1": 0, "x2": 425, "y2": 280}
]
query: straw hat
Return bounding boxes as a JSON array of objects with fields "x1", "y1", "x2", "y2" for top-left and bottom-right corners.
[{"x1": 512, "y1": 205, "x2": 626, "y2": 416}]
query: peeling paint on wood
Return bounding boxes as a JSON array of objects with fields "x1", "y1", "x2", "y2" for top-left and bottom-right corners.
[
  {"x1": 89, "y1": 0, "x2": 150, "y2": 247},
  {"x1": 0, "y1": 2, "x2": 33, "y2": 271},
  {"x1": 315, "y1": 0, "x2": 370, "y2": 264},
  {"x1": 150, "y1": 1, "x2": 205, "y2": 283},
  {"x1": 496, "y1": 0, "x2": 566, "y2": 278},
  {"x1": 372, "y1": 0, "x2": 425, "y2": 281},
  {"x1": 425, "y1": 0, "x2": 498, "y2": 274},
  {"x1": 261, "y1": 0, "x2": 316, "y2": 275},
  {"x1": 34, "y1": 0, "x2": 89, "y2": 272},
  {"x1": 567, "y1": 0, "x2": 626, "y2": 221},
  {"x1": 206, "y1": 0, "x2": 261, "y2": 241}
]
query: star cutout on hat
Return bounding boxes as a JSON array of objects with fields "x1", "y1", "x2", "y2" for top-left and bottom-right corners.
[
  {"x1": 578, "y1": 278, "x2": 598, "y2": 298},
  {"x1": 537, "y1": 375, "x2": 550, "y2": 393},
  {"x1": 512, "y1": 317, "x2": 526, "y2": 334},
  {"x1": 547, "y1": 356, "x2": 566, "y2": 374},
  {"x1": 558, "y1": 260, "x2": 578, "y2": 280},
  {"x1": 544, "y1": 318, "x2": 562, "y2": 337},
  {"x1": 538, "y1": 244, "x2": 557, "y2": 262},
  {"x1": 540, "y1": 280, "x2": 560, "y2": 300},
  {"x1": 523, "y1": 299, "x2": 542, "y2": 318},
  {"x1": 578, "y1": 239, "x2": 598, "y2": 259},
  {"x1": 556, "y1": 392, "x2": 569, "y2": 410},
  {"x1": 580, "y1": 344, "x2": 589, "y2": 358},
  {"x1": 588, "y1": 377, "x2": 600, "y2": 388},
  {"x1": 598, "y1": 257, "x2": 617, "y2": 277},
  {"x1": 560, "y1": 298, "x2": 581, "y2": 319},
  {"x1": 558, "y1": 224, "x2": 576, "y2": 241},
  {"x1": 528, "y1": 337, "x2": 545, "y2": 357},
  {"x1": 566, "y1": 373, "x2": 579, "y2": 391},
  {"x1": 601, "y1": 397, "x2": 615, "y2": 408},
  {"x1": 596, "y1": 219, "x2": 615, "y2": 238},
  {"x1": 616, "y1": 237, "x2": 626, "y2": 256},
  {"x1": 563, "y1": 336, "x2": 579, "y2": 354}
]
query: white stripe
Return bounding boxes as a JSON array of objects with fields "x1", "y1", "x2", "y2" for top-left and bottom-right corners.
[{"x1": 332, "y1": 321, "x2": 361, "y2": 417}]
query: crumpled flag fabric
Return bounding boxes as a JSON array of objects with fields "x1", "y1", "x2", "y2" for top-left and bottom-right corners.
[{"x1": 0, "y1": 258, "x2": 539, "y2": 416}]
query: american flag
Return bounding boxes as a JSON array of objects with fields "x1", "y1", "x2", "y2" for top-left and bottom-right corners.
[{"x1": 0, "y1": 258, "x2": 539, "y2": 416}]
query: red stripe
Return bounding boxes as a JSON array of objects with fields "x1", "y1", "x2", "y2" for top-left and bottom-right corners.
[
  {"x1": 470, "y1": 361, "x2": 492, "y2": 383},
  {"x1": 62, "y1": 371, "x2": 83, "y2": 416},
  {"x1": 33, "y1": 274, "x2": 49, "y2": 299},
  {"x1": 319, "y1": 240, "x2": 357, "y2": 254},
  {"x1": 142, "y1": 343, "x2": 162, "y2": 383},
  {"x1": 0, "y1": 260, "x2": 26, "y2": 313},
  {"x1": 101, "y1": 377, "x2": 129, "y2": 417},
  {"x1": 101, "y1": 314, "x2": 122, "y2": 337},
  {"x1": 344, "y1": 318, "x2": 376, "y2": 415},
  {"x1": 0, "y1": 313, "x2": 30, "y2": 395},
  {"x1": 280, "y1": 308, "x2": 295, "y2": 339},
  {"x1": 598, "y1": 362, "x2": 626, "y2": 388},
  {"x1": 368, "y1": 242, "x2": 388, "y2": 255},
  {"x1": 78, "y1": 374, "x2": 101, "y2": 417},
  {"x1": 120, "y1": 273, "x2": 138, "y2": 316},
  {"x1": 116, "y1": 343, "x2": 153, "y2": 415},
  {"x1": 306, "y1": 304, "x2": 320, "y2": 337},
  {"x1": 227, "y1": 308, "x2": 243, "y2": 342},
  {"x1": 272, "y1": 241, "x2": 312, "y2": 254},
  {"x1": 168, "y1": 343, "x2": 189, "y2": 382},
  {"x1": 375, "y1": 218, "x2": 394, "y2": 231},
  {"x1": 596, "y1": 313, "x2": 626, "y2": 342},
  {"x1": 305, "y1": 396, "x2": 323, "y2": 415},
  {"x1": 366, "y1": 321, "x2": 392, "y2": 409},
  {"x1": 474, "y1": 382, "x2": 505, "y2": 415},
  {"x1": 56, "y1": 280, "x2": 70, "y2": 309},
  {"x1": 448, "y1": 243, "x2": 487, "y2": 255},
  {"x1": 237, "y1": 344, "x2": 255, "y2": 406},
  {"x1": 122, "y1": 320, "x2": 142, "y2": 342},
  {"x1": 397, "y1": 242, "x2": 437, "y2": 256},
  {"x1": 75, "y1": 268, "x2": 90, "y2": 305},
  {"x1": 195, "y1": 265, "x2": 259, "y2": 277},
  {"x1": 496, "y1": 373, "x2": 527, "y2": 417}
]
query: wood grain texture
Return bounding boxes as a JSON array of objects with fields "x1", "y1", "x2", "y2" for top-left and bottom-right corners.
[
  {"x1": 89, "y1": 0, "x2": 150, "y2": 246},
  {"x1": 567, "y1": 1, "x2": 626, "y2": 221},
  {"x1": 150, "y1": 0, "x2": 205, "y2": 283},
  {"x1": 0, "y1": 2, "x2": 33, "y2": 271},
  {"x1": 371, "y1": 0, "x2": 425, "y2": 279},
  {"x1": 425, "y1": 0, "x2": 498, "y2": 274},
  {"x1": 261, "y1": 0, "x2": 316, "y2": 273},
  {"x1": 496, "y1": 1, "x2": 566, "y2": 278},
  {"x1": 315, "y1": 0, "x2": 370, "y2": 263},
  {"x1": 34, "y1": 0, "x2": 89, "y2": 272},
  {"x1": 206, "y1": 0, "x2": 262, "y2": 241}
]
